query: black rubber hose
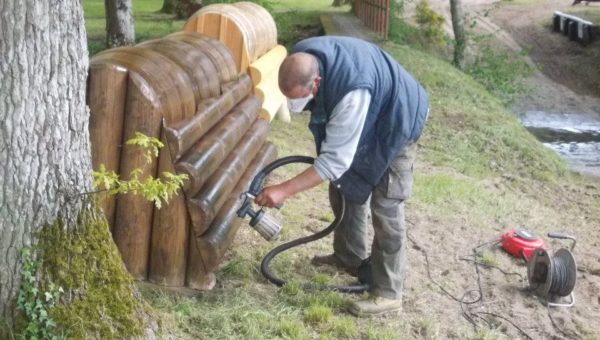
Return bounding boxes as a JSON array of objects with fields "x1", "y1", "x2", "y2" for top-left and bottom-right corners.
[{"x1": 252, "y1": 156, "x2": 370, "y2": 293}]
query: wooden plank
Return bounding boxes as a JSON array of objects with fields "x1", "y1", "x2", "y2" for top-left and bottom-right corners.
[
  {"x1": 166, "y1": 32, "x2": 238, "y2": 84},
  {"x1": 188, "y1": 119, "x2": 269, "y2": 236},
  {"x1": 175, "y1": 95, "x2": 261, "y2": 196},
  {"x1": 276, "y1": 100, "x2": 291, "y2": 123},
  {"x1": 197, "y1": 142, "x2": 277, "y2": 273},
  {"x1": 138, "y1": 38, "x2": 221, "y2": 102},
  {"x1": 93, "y1": 48, "x2": 196, "y2": 124},
  {"x1": 87, "y1": 62, "x2": 128, "y2": 232},
  {"x1": 186, "y1": 231, "x2": 216, "y2": 290},
  {"x1": 249, "y1": 45, "x2": 287, "y2": 85},
  {"x1": 258, "y1": 87, "x2": 286, "y2": 121},
  {"x1": 112, "y1": 73, "x2": 162, "y2": 280},
  {"x1": 148, "y1": 131, "x2": 190, "y2": 287}
]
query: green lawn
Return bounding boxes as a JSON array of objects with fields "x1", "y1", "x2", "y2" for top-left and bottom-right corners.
[
  {"x1": 83, "y1": 0, "x2": 348, "y2": 55},
  {"x1": 84, "y1": 0, "x2": 186, "y2": 56}
]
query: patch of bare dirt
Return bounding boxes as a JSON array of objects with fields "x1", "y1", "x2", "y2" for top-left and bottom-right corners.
[{"x1": 400, "y1": 1, "x2": 600, "y2": 337}]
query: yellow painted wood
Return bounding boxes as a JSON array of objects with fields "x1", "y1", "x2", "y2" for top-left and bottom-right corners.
[
  {"x1": 185, "y1": 2, "x2": 278, "y2": 73},
  {"x1": 276, "y1": 100, "x2": 291, "y2": 123},
  {"x1": 249, "y1": 45, "x2": 287, "y2": 85},
  {"x1": 258, "y1": 89, "x2": 285, "y2": 121}
]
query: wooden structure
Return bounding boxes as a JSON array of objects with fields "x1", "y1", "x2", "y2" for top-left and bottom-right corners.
[
  {"x1": 87, "y1": 31, "x2": 277, "y2": 290},
  {"x1": 184, "y1": 1, "x2": 290, "y2": 122},
  {"x1": 553, "y1": 11, "x2": 596, "y2": 46},
  {"x1": 354, "y1": 0, "x2": 391, "y2": 40}
]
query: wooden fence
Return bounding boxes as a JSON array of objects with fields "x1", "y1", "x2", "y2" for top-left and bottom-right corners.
[{"x1": 354, "y1": 0, "x2": 391, "y2": 40}]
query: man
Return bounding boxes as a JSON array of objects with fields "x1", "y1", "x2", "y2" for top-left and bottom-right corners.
[{"x1": 255, "y1": 36, "x2": 428, "y2": 316}]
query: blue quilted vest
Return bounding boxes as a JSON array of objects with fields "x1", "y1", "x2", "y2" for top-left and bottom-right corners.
[{"x1": 292, "y1": 36, "x2": 429, "y2": 204}]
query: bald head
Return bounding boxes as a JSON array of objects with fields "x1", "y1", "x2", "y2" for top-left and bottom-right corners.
[{"x1": 278, "y1": 52, "x2": 319, "y2": 95}]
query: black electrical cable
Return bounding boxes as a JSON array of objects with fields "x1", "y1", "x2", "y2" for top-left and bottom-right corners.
[
  {"x1": 406, "y1": 231, "x2": 533, "y2": 340},
  {"x1": 251, "y1": 156, "x2": 370, "y2": 293},
  {"x1": 549, "y1": 255, "x2": 571, "y2": 296}
]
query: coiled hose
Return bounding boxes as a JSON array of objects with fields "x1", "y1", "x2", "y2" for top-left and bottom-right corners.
[{"x1": 247, "y1": 155, "x2": 370, "y2": 293}]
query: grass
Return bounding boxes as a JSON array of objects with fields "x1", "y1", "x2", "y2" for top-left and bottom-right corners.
[
  {"x1": 565, "y1": 9, "x2": 600, "y2": 24},
  {"x1": 83, "y1": 0, "x2": 186, "y2": 56},
  {"x1": 83, "y1": 0, "x2": 339, "y2": 56}
]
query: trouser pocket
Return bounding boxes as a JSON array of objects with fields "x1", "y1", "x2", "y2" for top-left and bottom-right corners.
[{"x1": 385, "y1": 143, "x2": 417, "y2": 200}]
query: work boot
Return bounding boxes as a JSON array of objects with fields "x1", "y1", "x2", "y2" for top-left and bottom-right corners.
[
  {"x1": 348, "y1": 296, "x2": 403, "y2": 317},
  {"x1": 311, "y1": 254, "x2": 359, "y2": 277}
]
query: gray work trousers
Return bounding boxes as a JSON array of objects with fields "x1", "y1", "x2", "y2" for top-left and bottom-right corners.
[{"x1": 329, "y1": 143, "x2": 417, "y2": 299}]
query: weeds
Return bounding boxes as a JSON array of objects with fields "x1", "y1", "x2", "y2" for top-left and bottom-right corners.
[
  {"x1": 16, "y1": 248, "x2": 64, "y2": 340},
  {"x1": 304, "y1": 304, "x2": 333, "y2": 324},
  {"x1": 467, "y1": 35, "x2": 533, "y2": 105}
]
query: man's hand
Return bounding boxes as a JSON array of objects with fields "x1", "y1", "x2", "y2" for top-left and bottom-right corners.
[
  {"x1": 253, "y1": 166, "x2": 324, "y2": 208},
  {"x1": 255, "y1": 184, "x2": 290, "y2": 208}
]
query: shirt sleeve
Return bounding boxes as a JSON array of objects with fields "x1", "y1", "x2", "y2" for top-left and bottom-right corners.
[{"x1": 313, "y1": 89, "x2": 371, "y2": 181}]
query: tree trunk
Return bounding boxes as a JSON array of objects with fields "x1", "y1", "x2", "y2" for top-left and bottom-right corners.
[
  {"x1": 161, "y1": 0, "x2": 178, "y2": 13},
  {"x1": 163, "y1": 0, "x2": 202, "y2": 19},
  {"x1": 0, "y1": 1, "x2": 153, "y2": 336},
  {"x1": 0, "y1": 0, "x2": 91, "y2": 320},
  {"x1": 105, "y1": 0, "x2": 135, "y2": 48},
  {"x1": 450, "y1": 0, "x2": 466, "y2": 69}
]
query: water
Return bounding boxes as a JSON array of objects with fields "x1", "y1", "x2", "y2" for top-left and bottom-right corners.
[{"x1": 520, "y1": 111, "x2": 600, "y2": 177}]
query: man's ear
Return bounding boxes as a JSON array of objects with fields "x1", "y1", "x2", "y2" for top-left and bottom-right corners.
[{"x1": 313, "y1": 76, "x2": 322, "y2": 94}]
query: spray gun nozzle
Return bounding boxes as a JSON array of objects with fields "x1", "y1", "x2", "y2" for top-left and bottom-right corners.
[{"x1": 237, "y1": 191, "x2": 282, "y2": 241}]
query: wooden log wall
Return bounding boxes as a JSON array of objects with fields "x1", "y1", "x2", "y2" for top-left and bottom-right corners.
[
  {"x1": 184, "y1": 1, "x2": 290, "y2": 123},
  {"x1": 87, "y1": 31, "x2": 276, "y2": 289}
]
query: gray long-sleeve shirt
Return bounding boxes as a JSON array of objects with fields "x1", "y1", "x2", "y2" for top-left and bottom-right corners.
[{"x1": 313, "y1": 89, "x2": 371, "y2": 181}]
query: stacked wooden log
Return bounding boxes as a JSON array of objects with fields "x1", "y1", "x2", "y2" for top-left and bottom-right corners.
[
  {"x1": 184, "y1": 1, "x2": 290, "y2": 122},
  {"x1": 87, "y1": 31, "x2": 277, "y2": 290}
]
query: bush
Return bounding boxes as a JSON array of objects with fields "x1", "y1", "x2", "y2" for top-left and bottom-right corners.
[{"x1": 415, "y1": 0, "x2": 446, "y2": 45}]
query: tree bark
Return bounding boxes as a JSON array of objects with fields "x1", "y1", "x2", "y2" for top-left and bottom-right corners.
[
  {"x1": 161, "y1": 0, "x2": 178, "y2": 13},
  {"x1": 105, "y1": 0, "x2": 135, "y2": 48},
  {"x1": 450, "y1": 0, "x2": 466, "y2": 69},
  {"x1": 162, "y1": 0, "x2": 202, "y2": 19},
  {"x1": 0, "y1": 0, "x2": 91, "y2": 321},
  {"x1": 0, "y1": 1, "x2": 152, "y2": 336}
]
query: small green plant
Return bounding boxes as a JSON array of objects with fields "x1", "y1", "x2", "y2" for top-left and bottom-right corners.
[
  {"x1": 477, "y1": 250, "x2": 498, "y2": 267},
  {"x1": 276, "y1": 318, "x2": 304, "y2": 338},
  {"x1": 16, "y1": 247, "x2": 64, "y2": 340},
  {"x1": 415, "y1": 0, "x2": 446, "y2": 45},
  {"x1": 312, "y1": 273, "x2": 332, "y2": 285},
  {"x1": 91, "y1": 132, "x2": 188, "y2": 209},
  {"x1": 304, "y1": 304, "x2": 333, "y2": 324}
]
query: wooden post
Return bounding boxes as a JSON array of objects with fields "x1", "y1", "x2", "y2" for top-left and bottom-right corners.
[
  {"x1": 112, "y1": 73, "x2": 162, "y2": 280},
  {"x1": 147, "y1": 131, "x2": 190, "y2": 287},
  {"x1": 87, "y1": 63, "x2": 128, "y2": 232}
]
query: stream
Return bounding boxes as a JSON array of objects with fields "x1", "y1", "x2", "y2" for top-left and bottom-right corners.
[{"x1": 520, "y1": 111, "x2": 600, "y2": 177}]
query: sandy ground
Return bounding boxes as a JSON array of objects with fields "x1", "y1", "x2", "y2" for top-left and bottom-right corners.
[{"x1": 401, "y1": 1, "x2": 600, "y2": 338}]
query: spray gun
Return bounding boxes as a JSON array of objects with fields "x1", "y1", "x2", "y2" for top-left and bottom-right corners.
[
  {"x1": 237, "y1": 192, "x2": 282, "y2": 241},
  {"x1": 237, "y1": 156, "x2": 314, "y2": 241},
  {"x1": 236, "y1": 156, "x2": 370, "y2": 293}
]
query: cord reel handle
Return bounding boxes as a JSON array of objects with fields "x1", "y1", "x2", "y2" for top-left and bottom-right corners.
[{"x1": 547, "y1": 232, "x2": 576, "y2": 251}]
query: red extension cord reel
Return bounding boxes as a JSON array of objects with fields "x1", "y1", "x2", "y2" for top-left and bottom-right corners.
[{"x1": 500, "y1": 229, "x2": 546, "y2": 261}]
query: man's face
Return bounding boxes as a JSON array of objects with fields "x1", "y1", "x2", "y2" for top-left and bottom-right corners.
[
  {"x1": 284, "y1": 76, "x2": 320, "y2": 99},
  {"x1": 285, "y1": 78, "x2": 319, "y2": 113}
]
